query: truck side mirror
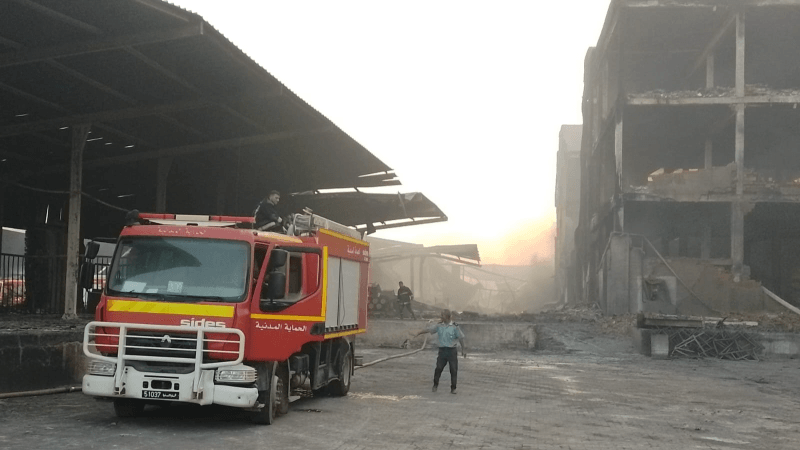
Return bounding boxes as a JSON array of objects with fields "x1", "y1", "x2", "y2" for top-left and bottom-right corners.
[
  {"x1": 84, "y1": 241, "x2": 100, "y2": 260},
  {"x1": 260, "y1": 271, "x2": 286, "y2": 311},
  {"x1": 267, "y1": 249, "x2": 288, "y2": 271},
  {"x1": 265, "y1": 272, "x2": 286, "y2": 300},
  {"x1": 79, "y1": 261, "x2": 95, "y2": 290}
]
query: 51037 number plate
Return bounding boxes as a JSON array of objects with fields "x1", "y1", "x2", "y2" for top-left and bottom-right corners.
[{"x1": 142, "y1": 390, "x2": 179, "y2": 399}]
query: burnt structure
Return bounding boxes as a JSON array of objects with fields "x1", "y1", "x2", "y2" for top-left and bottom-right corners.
[
  {"x1": 575, "y1": 0, "x2": 800, "y2": 315},
  {"x1": 555, "y1": 125, "x2": 582, "y2": 306}
]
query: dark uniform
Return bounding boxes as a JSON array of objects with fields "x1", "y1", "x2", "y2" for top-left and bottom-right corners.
[
  {"x1": 254, "y1": 199, "x2": 281, "y2": 231},
  {"x1": 397, "y1": 285, "x2": 416, "y2": 320}
]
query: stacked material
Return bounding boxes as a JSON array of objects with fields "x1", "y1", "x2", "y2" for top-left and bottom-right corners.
[
  {"x1": 638, "y1": 312, "x2": 763, "y2": 360},
  {"x1": 368, "y1": 285, "x2": 397, "y2": 317},
  {"x1": 668, "y1": 328, "x2": 763, "y2": 360}
]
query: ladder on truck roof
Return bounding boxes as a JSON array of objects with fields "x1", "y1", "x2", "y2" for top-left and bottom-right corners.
[
  {"x1": 288, "y1": 212, "x2": 362, "y2": 241},
  {"x1": 131, "y1": 211, "x2": 363, "y2": 240}
]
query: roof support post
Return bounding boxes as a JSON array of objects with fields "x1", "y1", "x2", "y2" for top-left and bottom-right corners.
[
  {"x1": 0, "y1": 184, "x2": 4, "y2": 255},
  {"x1": 64, "y1": 123, "x2": 90, "y2": 319},
  {"x1": 155, "y1": 156, "x2": 173, "y2": 213}
]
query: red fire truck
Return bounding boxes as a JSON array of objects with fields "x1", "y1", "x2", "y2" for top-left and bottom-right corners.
[{"x1": 81, "y1": 211, "x2": 369, "y2": 424}]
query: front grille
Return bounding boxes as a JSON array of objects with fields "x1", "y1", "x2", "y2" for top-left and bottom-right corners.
[
  {"x1": 126, "y1": 331, "x2": 198, "y2": 360},
  {"x1": 84, "y1": 321, "x2": 246, "y2": 370}
]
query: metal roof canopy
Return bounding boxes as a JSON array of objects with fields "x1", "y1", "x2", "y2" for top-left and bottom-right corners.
[
  {"x1": 286, "y1": 191, "x2": 448, "y2": 234},
  {"x1": 0, "y1": 0, "x2": 444, "y2": 318},
  {"x1": 0, "y1": 0, "x2": 402, "y2": 229}
]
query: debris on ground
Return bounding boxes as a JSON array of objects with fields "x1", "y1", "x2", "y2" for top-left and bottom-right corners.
[{"x1": 666, "y1": 328, "x2": 764, "y2": 360}]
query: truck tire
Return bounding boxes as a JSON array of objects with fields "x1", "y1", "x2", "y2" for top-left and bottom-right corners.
[
  {"x1": 328, "y1": 347, "x2": 352, "y2": 396},
  {"x1": 113, "y1": 399, "x2": 145, "y2": 418},
  {"x1": 276, "y1": 364, "x2": 289, "y2": 415},
  {"x1": 252, "y1": 372, "x2": 278, "y2": 425}
]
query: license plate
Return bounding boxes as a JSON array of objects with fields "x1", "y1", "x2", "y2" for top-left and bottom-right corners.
[{"x1": 142, "y1": 390, "x2": 179, "y2": 399}]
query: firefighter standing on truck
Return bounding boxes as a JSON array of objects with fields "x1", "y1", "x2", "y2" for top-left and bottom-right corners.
[{"x1": 254, "y1": 190, "x2": 284, "y2": 231}]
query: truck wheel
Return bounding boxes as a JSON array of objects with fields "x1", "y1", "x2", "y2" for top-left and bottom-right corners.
[
  {"x1": 328, "y1": 347, "x2": 352, "y2": 396},
  {"x1": 252, "y1": 373, "x2": 278, "y2": 425},
  {"x1": 113, "y1": 399, "x2": 145, "y2": 418},
  {"x1": 276, "y1": 364, "x2": 289, "y2": 415}
]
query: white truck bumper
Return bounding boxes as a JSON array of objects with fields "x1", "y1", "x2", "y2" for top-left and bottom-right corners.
[{"x1": 83, "y1": 367, "x2": 259, "y2": 408}]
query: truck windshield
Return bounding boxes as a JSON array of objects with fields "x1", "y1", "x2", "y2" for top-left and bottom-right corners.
[{"x1": 106, "y1": 237, "x2": 250, "y2": 303}]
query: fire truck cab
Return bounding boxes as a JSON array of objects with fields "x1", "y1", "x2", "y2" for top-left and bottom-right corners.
[{"x1": 82, "y1": 211, "x2": 369, "y2": 424}]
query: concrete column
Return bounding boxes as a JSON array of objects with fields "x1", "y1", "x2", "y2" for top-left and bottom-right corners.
[
  {"x1": 607, "y1": 234, "x2": 631, "y2": 315},
  {"x1": 630, "y1": 246, "x2": 644, "y2": 313},
  {"x1": 735, "y1": 12, "x2": 745, "y2": 98},
  {"x1": 735, "y1": 104, "x2": 745, "y2": 196},
  {"x1": 733, "y1": 9, "x2": 746, "y2": 281},
  {"x1": 706, "y1": 54, "x2": 715, "y2": 90},
  {"x1": 731, "y1": 202, "x2": 745, "y2": 282},
  {"x1": 409, "y1": 257, "x2": 415, "y2": 293},
  {"x1": 155, "y1": 157, "x2": 173, "y2": 213},
  {"x1": 64, "y1": 124, "x2": 90, "y2": 319},
  {"x1": 419, "y1": 256, "x2": 426, "y2": 301}
]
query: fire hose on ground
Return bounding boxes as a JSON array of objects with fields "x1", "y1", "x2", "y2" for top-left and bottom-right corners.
[{"x1": 355, "y1": 334, "x2": 429, "y2": 370}]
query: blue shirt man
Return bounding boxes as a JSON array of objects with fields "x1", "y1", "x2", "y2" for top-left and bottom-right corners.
[{"x1": 415, "y1": 309, "x2": 466, "y2": 394}]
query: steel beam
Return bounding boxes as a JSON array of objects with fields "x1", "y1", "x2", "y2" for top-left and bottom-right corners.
[
  {"x1": 38, "y1": 127, "x2": 334, "y2": 173},
  {"x1": 628, "y1": 95, "x2": 800, "y2": 105},
  {"x1": 0, "y1": 80, "x2": 158, "y2": 149},
  {"x1": 0, "y1": 97, "x2": 212, "y2": 137},
  {"x1": 10, "y1": 0, "x2": 102, "y2": 35},
  {"x1": 0, "y1": 22, "x2": 204, "y2": 68}
]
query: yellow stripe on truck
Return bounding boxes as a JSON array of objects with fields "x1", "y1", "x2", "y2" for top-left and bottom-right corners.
[
  {"x1": 107, "y1": 299, "x2": 235, "y2": 318},
  {"x1": 324, "y1": 329, "x2": 366, "y2": 339}
]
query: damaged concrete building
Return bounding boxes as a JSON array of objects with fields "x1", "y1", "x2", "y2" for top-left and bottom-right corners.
[
  {"x1": 555, "y1": 125, "x2": 582, "y2": 306},
  {"x1": 575, "y1": 0, "x2": 800, "y2": 316}
]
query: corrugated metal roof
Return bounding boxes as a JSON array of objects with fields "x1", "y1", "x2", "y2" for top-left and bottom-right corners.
[{"x1": 0, "y1": 0, "x2": 430, "y2": 237}]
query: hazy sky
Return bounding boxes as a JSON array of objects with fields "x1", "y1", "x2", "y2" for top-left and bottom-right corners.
[{"x1": 169, "y1": 0, "x2": 612, "y2": 265}]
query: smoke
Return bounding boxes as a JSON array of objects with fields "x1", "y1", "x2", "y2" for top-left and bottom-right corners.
[{"x1": 481, "y1": 215, "x2": 556, "y2": 266}]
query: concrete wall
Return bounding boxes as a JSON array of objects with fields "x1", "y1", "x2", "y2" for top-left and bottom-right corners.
[
  {"x1": 358, "y1": 319, "x2": 537, "y2": 351},
  {"x1": 0, "y1": 330, "x2": 85, "y2": 393}
]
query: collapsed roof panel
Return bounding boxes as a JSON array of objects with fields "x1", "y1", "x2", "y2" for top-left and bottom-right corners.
[{"x1": 285, "y1": 191, "x2": 446, "y2": 231}]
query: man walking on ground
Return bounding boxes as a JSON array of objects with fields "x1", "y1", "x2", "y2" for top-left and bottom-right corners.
[
  {"x1": 397, "y1": 281, "x2": 416, "y2": 320},
  {"x1": 415, "y1": 309, "x2": 466, "y2": 394}
]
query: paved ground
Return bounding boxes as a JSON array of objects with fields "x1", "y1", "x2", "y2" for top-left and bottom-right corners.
[{"x1": 2, "y1": 322, "x2": 800, "y2": 449}]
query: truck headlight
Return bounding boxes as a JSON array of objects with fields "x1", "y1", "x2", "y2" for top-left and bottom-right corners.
[
  {"x1": 215, "y1": 366, "x2": 257, "y2": 384},
  {"x1": 87, "y1": 360, "x2": 116, "y2": 376}
]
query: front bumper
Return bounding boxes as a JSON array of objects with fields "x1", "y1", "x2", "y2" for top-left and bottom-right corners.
[{"x1": 83, "y1": 366, "x2": 258, "y2": 408}]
